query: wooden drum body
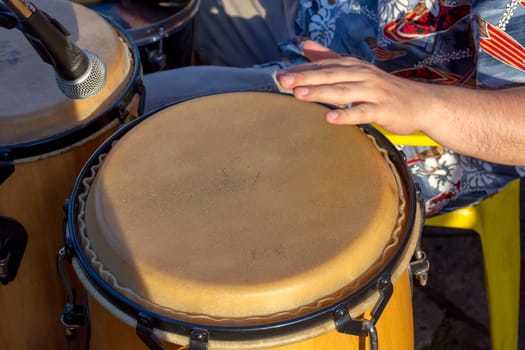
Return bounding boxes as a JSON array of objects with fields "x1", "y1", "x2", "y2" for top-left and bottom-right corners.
[
  {"x1": 0, "y1": 0, "x2": 142, "y2": 348},
  {"x1": 65, "y1": 92, "x2": 423, "y2": 350}
]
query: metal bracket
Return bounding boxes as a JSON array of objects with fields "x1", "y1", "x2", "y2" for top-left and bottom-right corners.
[
  {"x1": 369, "y1": 273, "x2": 393, "y2": 324},
  {"x1": 410, "y1": 248, "x2": 430, "y2": 286},
  {"x1": 136, "y1": 313, "x2": 209, "y2": 350},
  {"x1": 137, "y1": 82, "x2": 147, "y2": 117},
  {"x1": 59, "y1": 252, "x2": 81, "y2": 341},
  {"x1": 117, "y1": 102, "x2": 131, "y2": 124},
  {"x1": 187, "y1": 329, "x2": 209, "y2": 350},
  {"x1": 61, "y1": 303, "x2": 85, "y2": 336},
  {"x1": 333, "y1": 273, "x2": 393, "y2": 350},
  {"x1": 333, "y1": 306, "x2": 368, "y2": 337},
  {"x1": 0, "y1": 217, "x2": 28, "y2": 285},
  {"x1": 410, "y1": 183, "x2": 430, "y2": 286},
  {"x1": 57, "y1": 247, "x2": 86, "y2": 340},
  {"x1": 146, "y1": 27, "x2": 167, "y2": 71},
  {"x1": 0, "y1": 161, "x2": 14, "y2": 185},
  {"x1": 137, "y1": 313, "x2": 166, "y2": 350}
]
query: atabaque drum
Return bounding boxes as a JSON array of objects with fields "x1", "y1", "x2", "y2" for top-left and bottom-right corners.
[
  {"x1": 65, "y1": 92, "x2": 423, "y2": 349},
  {"x1": 72, "y1": 0, "x2": 200, "y2": 73},
  {"x1": 0, "y1": 0, "x2": 142, "y2": 348}
]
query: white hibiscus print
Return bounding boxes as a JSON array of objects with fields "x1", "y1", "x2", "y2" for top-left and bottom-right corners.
[
  {"x1": 426, "y1": 152, "x2": 463, "y2": 193},
  {"x1": 378, "y1": 0, "x2": 409, "y2": 25},
  {"x1": 308, "y1": 8, "x2": 337, "y2": 46}
]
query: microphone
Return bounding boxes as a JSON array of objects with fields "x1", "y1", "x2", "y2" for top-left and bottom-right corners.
[{"x1": 2, "y1": 0, "x2": 106, "y2": 99}]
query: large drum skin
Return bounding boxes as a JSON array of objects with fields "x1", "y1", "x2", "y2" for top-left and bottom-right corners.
[
  {"x1": 0, "y1": 0, "x2": 141, "y2": 348},
  {"x1": 67, "y1": 92, "x2": 422, "y2": 350}
]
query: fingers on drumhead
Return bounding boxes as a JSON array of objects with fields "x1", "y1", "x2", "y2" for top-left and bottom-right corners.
[{"x1": 325, "y1": 103, "x2": 373, "y2": 125}]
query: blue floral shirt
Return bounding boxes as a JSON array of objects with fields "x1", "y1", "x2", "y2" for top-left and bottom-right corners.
[
  {"x1": 281, "y1": 0, "x2": 525, "y2": 215},
  {"x1": 283, "y1": 0, "x2": 525, "y2": 87}
]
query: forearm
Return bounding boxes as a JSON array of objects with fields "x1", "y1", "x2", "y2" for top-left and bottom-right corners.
[{"x1": 423, "y1": 84, "x2": 525, "y2": 165}]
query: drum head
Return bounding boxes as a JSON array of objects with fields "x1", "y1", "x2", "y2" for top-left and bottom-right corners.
[
  {"x1": 75, "y1": 92, "x2": 412, "y2": 329},
  {"x1": 75, "y1": 0, "x2": 199, "y2": 45},
  {"x1": 82, "y1": 0, "x2": 182, "y2": 30},
  {"x1": 0, "y1": 0, "x2": 135, "y2": 147}
]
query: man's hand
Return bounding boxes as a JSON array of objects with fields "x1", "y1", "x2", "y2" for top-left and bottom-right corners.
[
  {"x1": 276, "y1": 40, "x2": 525, "y2": 165},
  {"x1": 276, "y1": 40, "x2": 438, "y2": 135}
]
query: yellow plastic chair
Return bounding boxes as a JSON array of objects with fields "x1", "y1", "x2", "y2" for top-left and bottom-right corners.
[{"x1": 376, "y1": 126, "x2": 521, "y2": 350}]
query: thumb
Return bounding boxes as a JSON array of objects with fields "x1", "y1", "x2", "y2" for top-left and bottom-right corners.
[{"x1": 301, "y1": 40, "x2": 341, "y2": 61}]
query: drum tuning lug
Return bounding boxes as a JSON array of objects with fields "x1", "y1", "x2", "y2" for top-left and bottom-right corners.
[
  {"x1": 333, "y1": 305, "x2": 380, "y2": 350},
  {"x1": 334, "y1": 272, "x2": 392, "y2": 350},
  {"x1": 60, "y1": 303, "x2": 85, "y2": 335},
  {"x1": 136, "y1": 313, "x2": 166, "y2": 350},
  {"x1": 188, "y1": 328, "x2": 209, "y2": 350},
  {"x1": 148, "y1": 49, "x2": 167, "y2": 71},
  {"x1": 58, "y1": 243, "x2": 73, "y2": 263},
  {"x1": 57, "y1": 247, "x2": 78, "y2": 314},
  {"x1": 0, "y1": 217, "x2": 27, "y2": 285},
  {"x1": 414, "y1": 182, "x2": 426, "y2": 211},
  {"x1": 410, "y1": 249, "x2": 430, "y2": 286},
  {"x1": 369, "y1": 273, "x2": 393, "y2": 324},
  {"x1": 117, "y1": 103, "x2": 130, "y2": 124},
  {"x1": 147, "y1": 27, "x2": 167, "y2": 71},
  {"x1": 58, "y1": 247, "x2": 66, "y2": 259},
  {"x1": 333, "y1": 305, "x2": 368, "y2": 337}
]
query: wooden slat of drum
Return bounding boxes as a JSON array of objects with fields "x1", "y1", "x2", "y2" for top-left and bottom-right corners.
[
  {"x1": 0, "y1": 127, "x2": 116, "y2": 350},
  {"x1": 86, "y1": 270, "x2": 413, "y2": 350}
]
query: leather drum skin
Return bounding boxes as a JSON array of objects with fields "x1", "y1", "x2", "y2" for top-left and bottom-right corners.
[{"x1": 71, "y1": 92, "x2": 421, "y2": 350}]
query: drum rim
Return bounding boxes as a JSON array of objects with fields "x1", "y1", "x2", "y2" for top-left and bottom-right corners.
[
  {"x1": 125, "y1": 0, "x2": 200, "y2": 46},
  {"x1": 65, "y1": 91, "x2": 419, "y2": 342},
  {"x1": 0, "y1": 17, "x2": 142, "y2": 162}
]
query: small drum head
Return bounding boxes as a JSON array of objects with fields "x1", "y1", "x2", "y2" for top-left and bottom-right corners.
[
  {"x1": 0, "y1": 0, "x2": 136, "y2": 147},
  {"x1": 71, "y1": 92, "x2": 417, "y2": 347},
  {"x1": 77, "y1": 0, "x2": 190, "y2": 37},
  {"x1": 71, "y1": 0, "x2": 199, "y2": 72}
]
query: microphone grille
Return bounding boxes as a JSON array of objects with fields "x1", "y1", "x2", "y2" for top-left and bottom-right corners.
[{"x1": 56, "y1": 50, "x2": 107, "y2": 99}]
